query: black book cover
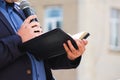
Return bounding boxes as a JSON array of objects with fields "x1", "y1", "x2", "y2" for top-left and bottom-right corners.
[{"x1": 20, "y1": 28, "x2": 78, "y2": 60}]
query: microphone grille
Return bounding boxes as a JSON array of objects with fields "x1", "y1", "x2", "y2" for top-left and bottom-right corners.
[{"x1": 20, "y1": 0, "x2": 30, "y2": 9}]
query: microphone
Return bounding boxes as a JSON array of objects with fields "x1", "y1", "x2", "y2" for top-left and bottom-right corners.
[{"x1": 20, "y1": 0, "x2": 38, "y2": 22}]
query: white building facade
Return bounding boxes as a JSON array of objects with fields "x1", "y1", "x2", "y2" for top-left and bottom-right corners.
[{"x1": 28, "y1": 0, "x2": 120, "y2": 80}]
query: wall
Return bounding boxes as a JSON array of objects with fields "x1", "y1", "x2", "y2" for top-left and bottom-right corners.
[{"x1": 77, "y1": 0, "x2": 120, "y2": 80}]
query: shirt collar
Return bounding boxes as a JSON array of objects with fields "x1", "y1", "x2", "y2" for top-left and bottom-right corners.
[
  {"x1": 0, "y1": 0, "x2": 6, "y2": 9},
  {"x1": 0, "y1": 0, "x2": 15, "y2": 10}
]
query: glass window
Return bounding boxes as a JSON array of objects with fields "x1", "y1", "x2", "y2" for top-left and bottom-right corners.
[
  {"x1": 110, "y1": 8, "x2": 120, "y2": 51},
  {"x1": 44, "y1": 6, "x2": 63, "y2": 32}
]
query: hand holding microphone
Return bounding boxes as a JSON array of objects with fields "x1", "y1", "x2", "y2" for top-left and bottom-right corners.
[
  {"x1": 20, "y1": 0, "x2": 38, "y2": 22},
  {"x1": 17, "y1": 0, "x2": 42, "y2": 43}
]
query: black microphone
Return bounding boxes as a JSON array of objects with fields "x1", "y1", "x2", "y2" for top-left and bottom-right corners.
[{"x1": 20, "y1": 0, "x2": 38, "y2": 22}]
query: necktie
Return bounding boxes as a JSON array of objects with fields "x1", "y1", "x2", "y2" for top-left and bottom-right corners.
[{"x1": 6, "y1": 3, "x2": 23, "y2": 32}]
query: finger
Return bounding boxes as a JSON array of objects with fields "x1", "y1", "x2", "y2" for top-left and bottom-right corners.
[
  {"x1": 63, "y1": 43, "x2": 76, "y2": 60},
  {"x1": 29, "y1": 22, "x2": 43, "y2": 33},
  {"x1": 28, "y1": 22, "x2": 40, "y2": 28},
  {"x1": 63, "y1": 43, "x2": 71, "y2": 53},
  {"x1": 21, "y1": 15, "x2": 37, "y2": 28},
  {"x1": 67, "y1": 40, "x2": 77, "y2": 52},
  {"x1": 82, "y1": 39, "x2": 88, "y2": 45},
  {"x1": 24, "y1": 15, "x2": 37, "y2": 24},
  {"x1": 33, "y1": 27, "x2": 41, "y2": 33},
  {"x1": 33, "y1": 32, "x2": 42, "y2": 37},
  {"x1": 72, "y1": 40, "x2": 83, "y2": 55},
  {"x1": 40, "y1": 27, "x2": 43, "y2": 33},
  {"x1": 77, "y1": 40, "x2": 85, "y2": 54}
]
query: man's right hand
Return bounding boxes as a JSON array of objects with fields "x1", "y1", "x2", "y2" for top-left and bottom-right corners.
[{"x1": 17, "y1": 15, "x2": 43, "y2": 43}]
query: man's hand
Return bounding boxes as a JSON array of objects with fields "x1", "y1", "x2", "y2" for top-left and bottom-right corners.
[
  {"x1": 63, "y1": 39, "x2": 88, "y2": 60},
  {"x1": 17, "y1": 15, "x2": 43, "y2": 43}
]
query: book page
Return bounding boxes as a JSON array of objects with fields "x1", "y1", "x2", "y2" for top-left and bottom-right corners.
[{"x1": 70, "y1": 32, "x2": 90, "y2": 39}]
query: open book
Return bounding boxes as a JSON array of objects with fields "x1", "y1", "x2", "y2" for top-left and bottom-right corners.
[
  {"x1": 20, "y1": 28, "x2": 90, "y2": 60},
  {"x1": 69, "y1": 31, "x2": 90, "y2": 40}
]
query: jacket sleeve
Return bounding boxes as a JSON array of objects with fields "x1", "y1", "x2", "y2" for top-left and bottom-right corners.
[
  {"x1": 47, "y1": 54, "x2": 81, "y2": 69},
  {"x1": 0, "y1": 34, "x2": 25, "y2": 69}
]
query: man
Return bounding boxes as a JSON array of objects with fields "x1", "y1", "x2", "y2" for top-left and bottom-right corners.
[{"x1": 0, "y1": 0, "x2": 88, "y2": 80}]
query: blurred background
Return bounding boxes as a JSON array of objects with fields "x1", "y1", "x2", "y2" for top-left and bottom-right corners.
[{"x1": 27, "y1": 0, "x2": 120, "y2": 80}]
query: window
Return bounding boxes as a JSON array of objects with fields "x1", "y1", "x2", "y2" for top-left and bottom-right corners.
[
  {"x1": 44, "y1": 6, "x2": 63, "y2": 32},
  {"x1": 110, "y1": 8, "x2": 120, "y2": 51}
]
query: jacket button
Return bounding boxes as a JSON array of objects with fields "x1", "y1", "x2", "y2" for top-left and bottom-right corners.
[{"x1": 26, "y1": 69, "x2": 31, "y2": 75}]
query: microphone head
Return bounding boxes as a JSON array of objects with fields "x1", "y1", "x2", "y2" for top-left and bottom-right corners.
[
  {"x1": 19, "y1": 0, "x2": 38, "y2": 22},
  {"x1": 20, "y1": 0, "x2": 30, "y2": 10}
]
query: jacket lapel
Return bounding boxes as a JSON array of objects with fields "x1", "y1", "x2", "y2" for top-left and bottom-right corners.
[
  {"x1": 0, "y1": 11, "x2": 15, "y2": 34},
  {"x1": 0, "y1": 3, "x2": 25, "y2": 34}
]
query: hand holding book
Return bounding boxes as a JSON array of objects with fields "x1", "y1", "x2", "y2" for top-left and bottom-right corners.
[{"x1": 20, "y1": 28, "x2": 90, "y2": 60}]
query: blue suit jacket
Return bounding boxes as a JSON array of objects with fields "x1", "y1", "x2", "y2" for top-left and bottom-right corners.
[{"x1": 0, "y1": 4, "x2": 81, "y2": 80}]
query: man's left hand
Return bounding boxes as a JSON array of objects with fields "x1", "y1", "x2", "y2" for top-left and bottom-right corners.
[{"x1": 63, "y1": 39, "x2": 88, "y2": 60}]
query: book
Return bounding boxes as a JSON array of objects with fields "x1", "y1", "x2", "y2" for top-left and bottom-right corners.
[
  {"x1": 72, "y1": 31, "x2": 90, "y2": 39},
  {"x1": 20, "y1": 28, "x2": 90, "y2": 60}
]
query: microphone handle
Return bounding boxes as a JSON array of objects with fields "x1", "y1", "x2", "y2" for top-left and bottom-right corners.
[{"x1": 23, "y1": 8, "x2": 38, "y2": 22}]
